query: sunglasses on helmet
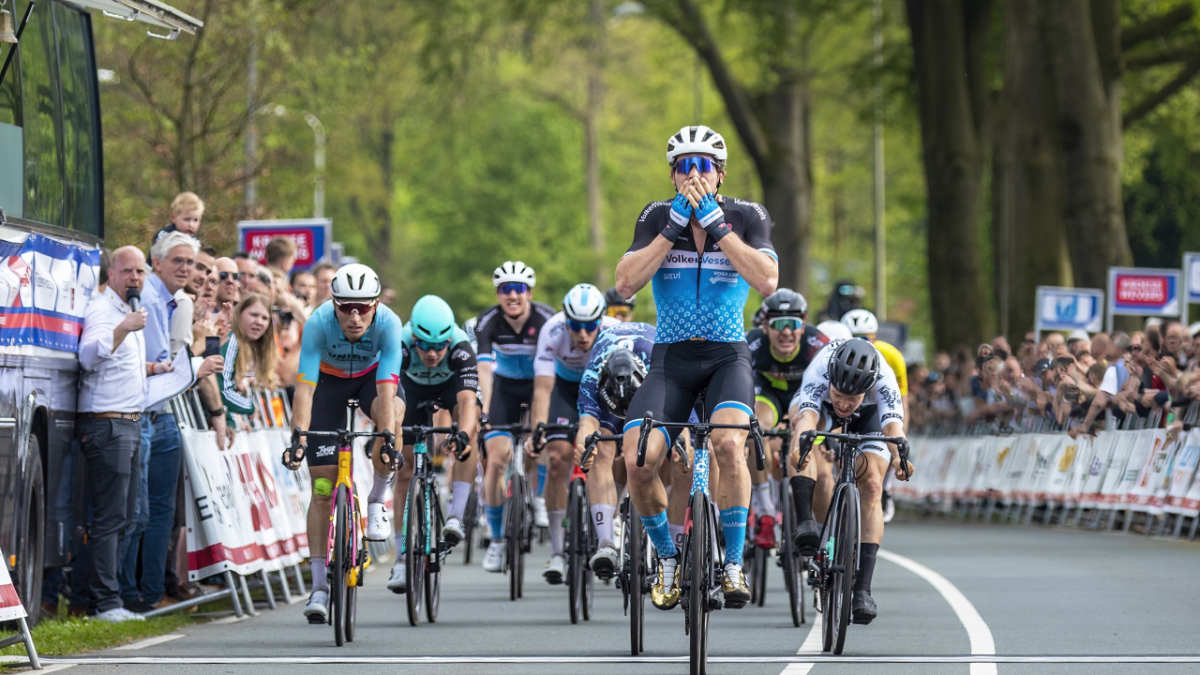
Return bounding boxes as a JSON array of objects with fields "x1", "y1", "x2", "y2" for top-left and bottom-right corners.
[
  {"x1": 673, "y1": 156, "x2": 714, "y2": 175},
  {"x1": 606, "y1": 306, "x2": 632, "y2": 319},
  {"x1": 416, "y1": 339, "x2": 451, "y2": 351},
  {"x1": 334, "y1": 299, "x2": 377, "y2": 315},
  {"x1": 769, "y1": 317, "x2": 804, "y2": 332},
  {"x1": 568, "y1": 319, "x2": 600, "y2": 332},
  {"x1": 498, "y1": 282, "x2": 529, "y2": 296}
]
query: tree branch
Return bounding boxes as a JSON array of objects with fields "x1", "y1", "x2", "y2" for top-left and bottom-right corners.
[
  {"x1": 1121, "y1": 4, "x2": 1195, "y2": 50},
  {"x1": 1123, "y1": 57, "x2": 1200, "y2": 128},
  {"x1": 1126, "y1": 44, "x2": 1200, "y2": 69}
]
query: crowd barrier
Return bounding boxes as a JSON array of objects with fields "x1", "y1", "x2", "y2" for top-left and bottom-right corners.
[{"x1": 895, "y1": 425, "x2": 1200, "y2": 538}]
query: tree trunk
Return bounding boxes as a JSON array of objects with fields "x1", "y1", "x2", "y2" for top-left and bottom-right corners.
[
  {"x1": 755, "y1": 79, "x2": 813, "y2": 296},
  {"x1": 905, "y1": 0, "x2": 994, "y2": 350},
  {"x1": 585, "y1": 0, "x2": 605, "y2": 288}
]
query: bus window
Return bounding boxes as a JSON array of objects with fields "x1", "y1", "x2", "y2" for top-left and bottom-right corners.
[
  {"x1": 53, "y1": 3, "x2": 100, "y2": 236},
  {"x1": 19, "y1": 0, "x2": 65, "y2": 228},
  {"x1": 0, "y1": 2, "x2": 22, "y2": 219}
]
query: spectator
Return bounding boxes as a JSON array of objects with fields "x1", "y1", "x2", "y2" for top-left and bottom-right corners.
[
  {"x1": 265, "y1": 237, "x2": 297, "y2": 276},
  {"x1": 213, "y1": 258, "x2": 242, "y2": 309},
  {"x1": 97, "y1": 248, "x2": 112, "y2": 294},
  {"x1": 247, "y1": 268, "x2": 274, "y2": 300},
  {"x1": 1189, "y1": 323, "x2": 1200, "y2": 373},
  {"x1": 191, "y1": 245, "x2": 216, "y2": 297},
  {"x1": 1163, "y1": 320, "x2": 1188, "y2": 368},
  {"x1": 153, "y1": 192, "x2": 204, "y2": 245},
  {"x1": 1066, "y1": 330, "x2": 1090, "y2": 356},
  {"x1": 289, "y1": 269, "x2": 316, "y2": 316},
  {"x1": 1090, "y1": 333, "x2": 1112, "y2": 366},
  {"x1": 76, "y1": 246, "x2": 150, "y2": 622},
  {"x1": 991, "y1": 335, "x2": 1012, "y2": 360},
  {"x1": 232, "y1": 252, "x2": 259, "y2": 294},
  {"x1": 1045, "y1": 332, "x2": 1068, "y2": 358},
  {"x1": 311, "y1": 261, "x2": 336, "y2": 307},
  {"x1": 215, "y1": 294, "x2": 280, "y2": 431}
]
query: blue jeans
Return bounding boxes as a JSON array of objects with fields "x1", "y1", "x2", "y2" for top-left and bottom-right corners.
[
  {"x1": 118, "y1": 417, "x2": 152, "y2": 604},
  {"x1": 137, "y1": 413, "x2": 183, "y2": 606}
]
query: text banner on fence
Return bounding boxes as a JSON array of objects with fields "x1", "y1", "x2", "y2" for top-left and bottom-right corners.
[
  {"x1": 0, "y1": 543, "x2": 27, "y2": 621},
  {"x1": 1183, "y1": 253, "x2": 1200, "y2": 326},
  {"x1": 1034, "y1": 286, "x2": 1104, "y2": 334},
  {"x1": 1106, "y1": 267, "x2": 1181, "y2": 333},
  {"x1": 236, "y1": 219, "x2": 332, "y2": 271}
]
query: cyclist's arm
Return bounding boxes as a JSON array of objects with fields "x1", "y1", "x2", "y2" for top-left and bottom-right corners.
[
  {"x1": 475, "y1": 316, "x2": 494, "y2": 414},
  {"x1": 373, "y1": 328, "x2": 404, "y2": 434},
  {"x1": 478, "y1": 360, "x2": 493, "y2": 414},
  {"x1": 455, "y1": 390, "x2": 479, "y2": 441},
  {"x1": 450, "y1": 342, "x2": 480, "y2": 440},
  {"x1": 292, "y1": 381, "x2": 315, "y2": 433},
  {"x1": 292, "y1": 315, "x2": 326, "y2": 434},
  {"x1": 530, "y1": 375, "x2": 555, "y2": 429},
  {"x1": 371, "y1": 381, "x2": 399, "y2": 433},
  {"x1": 575, "y1": 414, "x2": 600, "y2": 460},
  {"x1": 616, "y1": 237, "x2": 673, "y2": 299},
  {"x1": 714, "y1": 232, "x2": 778, "y2": 298}
]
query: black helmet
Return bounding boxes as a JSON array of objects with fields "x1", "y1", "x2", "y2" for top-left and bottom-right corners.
[
  {"x1": 829, "y1": 339, "x2": 879, "y2": 396},
  {"x1": 763, "y1": 288, "x2": 808, "y2": 318},
  {"x1": 604, "y1": 287, "x2": 636, "y2": 309},
  {"x1": 598, "y1": 348, "x2": 646, "y2": 417},
  {"x1": 751, "y1": 305, "x2": 766, "y2": 328}
]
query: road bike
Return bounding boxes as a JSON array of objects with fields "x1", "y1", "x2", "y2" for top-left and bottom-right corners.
[
  {"x1": 292, "y1": 400, "x2": 395, "y2": 646},
  {"x1": 794, "y1": 430, "x2": 909, "y2": 655},
  {"x1": 744, "y1": 504, "x2": 769, "y2": 608},
  {"x1": 583, "y1": 431, "x2": 647, "y2": 654},
  {"x1": 764, "y1": 426, "x2": 805, "y2": 627},
  {"x1": 633, "y1": 406, "x2": 766, "y2": 675},
  {"x1": 399, "y1": 400, "x2": 471, "y2": 626},
  {"x1": 532, "y1": 422, "x2": 593, "y2": 623},
  {"x1": 461, "y1": 472, "x2": 483, "y2": 565},
  {"x1": 486, "y1": 409, "x2": 534, "y2": 601}
]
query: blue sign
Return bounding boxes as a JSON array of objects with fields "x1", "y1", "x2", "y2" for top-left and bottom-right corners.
[
  {"x1": 236, "y1": 219, "x2": 332, "y2": 271},
  {"x1": 1035, "y1": 286, "x2": 1104, "y2": 333},
  {"x1": 1186, "y1": 253, "x2": 1200, "y2": 304}
]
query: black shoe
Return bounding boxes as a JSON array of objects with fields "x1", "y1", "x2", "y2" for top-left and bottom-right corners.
[
  {"x1": 851, "y1": 589, "x2": 877, "y2": 625},
  {"x1": 792, "y1": 518, "x2": 821, "y2": 557}
]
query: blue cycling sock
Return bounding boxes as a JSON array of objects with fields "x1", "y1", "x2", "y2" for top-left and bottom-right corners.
[
  {"x1": 486, "y1": 505, "x2": 505, "y2": 540},
  {"x1": 536, "y1": 464, "x2": 547, "y2": 496},
  {"x1": 639, "y1": 510, "x2": 677, "y2": 558},
  {"x1": 721, "y1": 507, "x2": 749, "y2": 566}
]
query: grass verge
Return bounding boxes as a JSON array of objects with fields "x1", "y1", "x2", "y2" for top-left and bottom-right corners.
[{"x1": 1, "y1": 611, "x2": 197, "y2": 660}]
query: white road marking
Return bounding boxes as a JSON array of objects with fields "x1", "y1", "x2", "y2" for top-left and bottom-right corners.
[
  {"x1": 779, "y1": 617, "x2": 823, "y2": 675},
  {"x1": 879, "y1": 549, "x2": 997, "y2": 675},
  {"x1": 33, "y1": 655, "x2": 1200, "y2": 665},
  {"x1": 113, "y1": 633, "x2": 186, "y2": 651},
  {"x1": 210, "y1": 614, "x2": 249, "y2": 625}
]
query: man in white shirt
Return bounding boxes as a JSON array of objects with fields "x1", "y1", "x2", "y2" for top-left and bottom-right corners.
[{"x1": 77, "y1": 247, "x2": 153, "y2": 623}]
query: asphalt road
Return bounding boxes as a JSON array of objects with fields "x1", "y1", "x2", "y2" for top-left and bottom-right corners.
[{"x1": 27, "y1": 519, "x2": 1200, "y2": 674}]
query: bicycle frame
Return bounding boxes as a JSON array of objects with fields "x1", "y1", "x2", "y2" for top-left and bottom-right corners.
[
  {"x1": 400, "y1": 404, "x2": 458, "y2": 565},
  {"x1": 329, "y1": 402, "x2": 364, "y2": 586}
]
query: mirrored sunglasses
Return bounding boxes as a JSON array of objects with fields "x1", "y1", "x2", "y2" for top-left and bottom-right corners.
[
  {"x1": 416, "y1": 339, "x2": 451, "y2": 351},
  {"x1": 498, "y1": 282, "x2": 529, "y2": 296},
  {"x1": 769, "y1": 317, "x2": 803, "y2": 332},
  {"x1": 673, "y1": 156, "x2": 714, "y2": 175},
  {"x1": 568, "y1": 319, "x2": 600, "y2": 332},
  {"x1": 334, "y1": 299, "x2": 377, "y2": 315}
]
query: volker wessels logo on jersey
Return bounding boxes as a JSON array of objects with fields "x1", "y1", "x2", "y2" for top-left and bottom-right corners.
[
  {"x1": 804, "y1": 382, "x2": 826, "y2": 400},
  {"x1": 878, "y1": 385, "x2": 899, "y2": 408}
]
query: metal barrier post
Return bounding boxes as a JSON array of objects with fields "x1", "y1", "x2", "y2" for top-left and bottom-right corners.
[
  {"x1": 259, "y1": 570, "x2": 277, "y2": 610},
  {"x1": 293, "y1": 563, "x2": 307, "y2": 595},
  {"x1": 239, "y1": 574, "x2": 259, "y2": 616}
]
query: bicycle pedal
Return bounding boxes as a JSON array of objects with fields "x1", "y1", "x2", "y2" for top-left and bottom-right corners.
[{"x1": 307, "y1": 614, "x2": 325, "y2": 625}]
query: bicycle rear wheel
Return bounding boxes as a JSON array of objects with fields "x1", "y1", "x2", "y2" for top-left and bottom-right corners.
[
  {"x1": 688, "y1": 492, "x2": 711, "y2": 675},
  {"x1": 830, "y1": 488, "x2": 859, "y2": 655},
  {"x1": 405, "y1": 477, "x2": 426, "y2": 626},
  {"x1": 331, "y1": 487, "x2": 350, "y2": 646},
  {"x1": 780, "y1": 478, "x2": 805, "y2": 627},
  {"x1": 426, "y1": 487, "x2": 444, "y2": 623},
  {"x1": 345, "y1": 500, "x2": 360, "y2": 643},
  {"x1": 752, "y1": 536, "x2": 768, "y2": 607},
  {"x1": 567, "y1": 479, "x2": 585, "y2": 624},
  {"x1": 462, "y1": 484, "x2": 479, "y2": 565}
]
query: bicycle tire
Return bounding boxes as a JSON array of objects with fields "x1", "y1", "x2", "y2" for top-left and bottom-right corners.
[
  {"x1": 820, "y1": 494, "x2": 837, "y2": 654},
  {"x1": 462, "y1": 485, "x2": 479, "y2": 565},
  {"x1": 345, "y1": 497, "x2": 360, "y2": 643},
  {"x1": 505, "y1": 477, "x2": 524, "y2": 601},
  {"x1": 331, "y1": 487, "x2": 349, "y2": 646},
  {"x1": 426, "y1": 487, "x2": 443, "y2": 624},
  {"x1": 780, "y1": 478, "x2": 805, "y2": 627},
  {"x1": 753, "y1": 536, "x2": 768, "y2": 608},
  {"x1": 832, "y1": 488, "x2": 859, "y2": 655},
  {"x1": 582, "y1": 491, "x2": 595, "y2": 622},
  {"x1": 345, "y1": 547, "x2": 358, "y2": 643},
  {"x1": 405, "y1": 477, "x2": 425, "y2": 626},
  {"x1": 627, "y1": 500, "x2": 645, "y2": 655},
  {"x1": 568, "y1": 479, "x2": 584, "y2": 625},
  {"x1": 688, "y1": 491, "x2": 711, "y2": 675}
]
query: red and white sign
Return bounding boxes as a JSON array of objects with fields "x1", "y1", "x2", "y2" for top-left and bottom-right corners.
[
  {"x1": 0, "y1": 544, "x2": 28, "y2": 621},
  {"x1": 236, "y1": 219, "x2": 331, "y2": 271},
  {"x1": 1115, "y1": 276, "x2": 1167, "y2": 306},
  {"x1": 1108, "y1": 267, "x2": 1180, "y2": 316}
]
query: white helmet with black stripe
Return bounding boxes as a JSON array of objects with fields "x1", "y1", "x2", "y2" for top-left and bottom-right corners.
[
  {"x1": 492, "y1": 261, "x2": 537, "y2": 288},
  {"x1": 563, "y1": 283, "x2": 606, "y2": 322},
  {"x1": 666, "y1": 125, "x2": 728, "y2": 165},
  {"x1": 330, "y1": 263, "x2": 381, "y2": 300}
]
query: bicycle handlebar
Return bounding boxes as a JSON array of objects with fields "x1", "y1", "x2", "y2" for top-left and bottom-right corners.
[
  {"x1": 402, "y1": 422, "x2": 473, "y2": 462},
  {"x1": 532, "y1": 422, "x2": 576, "y2": 454},
  {"x1": 794, "y1": 430, "x2": 911, "y2": 478},
  {"x1": 634, "y1": 413, "x2": 766, "y2": 471},
  {"x1": 581, "y1": 432, "x2": 623, "y2": 474}
]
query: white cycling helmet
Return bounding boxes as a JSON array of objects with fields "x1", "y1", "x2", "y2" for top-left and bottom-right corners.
[
  {"x1": 563, "y1": 283, "x2": 606, "y2": 323},
  {"x1": 666, "y1": 125, "x2": 728, "y2": 165},
  {"x1": 816, "y1": 320, "x2": 854, "y2": 342},
  {"x1": 493, "y1": 261, "x2": 537, "y2": 288},
  {"x1": 330, "y1": 263, "x2": 381, "y2": 301},
  {"x1": 841, "y1": 308, "x2": 879, "y2": 336}
]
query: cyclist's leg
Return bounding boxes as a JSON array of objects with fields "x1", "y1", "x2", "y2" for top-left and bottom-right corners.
[
  {"x1": 482, "y1": 375, "x2": 523, "y2": 541},
  {"x1": 303, "y1": 373, "x2": 359, "y2": 596},
  {"x1": 704, "y1": 344, "x2": 754, "y2": 570},
  {"x1": 543, "y1": 379, "x2": 579, "y2": 575},
  {"x1": 446, "y1": 389, "x2": 481, "y2": 528},
  {"x1": 749, "y1": 391, "x2": 782, "y2": 546},
  {"x1": 666, "y1": 433, "x2": 691, "y2": 552},
  {"x1": 851, "y1": 433, "x2": 890, "y2": 623},
  {"x1": 365, "y1": 377, "x2": 405, "y2": 500},
  {"x1": 586, "y1": 416, "x2": 622, "y2": 542}
]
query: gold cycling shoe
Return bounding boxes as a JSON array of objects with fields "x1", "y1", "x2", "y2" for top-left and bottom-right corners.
[
  {"x1": 721, "y1": 566, "x2": 751, "y2": 609},
  {"x1": 650, "y1": 559, "x2": 681, "y2": 610}
]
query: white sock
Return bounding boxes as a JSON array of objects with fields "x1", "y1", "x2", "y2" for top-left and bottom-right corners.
[
  {"x1": 592, "y1": 503, "x2": 616, "y2": 545},
  {"x1": 310, "y1": 557, "x2": 327, "y2": 591},
  {"x1": 660, "y1": 554, "x2": 678, "y2": 586},
  {"x1": 548, "y1": 509, "x2": 566, "y2": 555},
  {"x1": 669, "y1": 523, "x2": 685, "y2": 553},
  {"x1": 449, "y1": 481, "x2": 471, "y2": 520},
  {"x1": 754, "y1": 482, "x2": 775, "y2": 515},
  {"x1": 368, "y1": 471, "x2": 391, "y2": 503}
]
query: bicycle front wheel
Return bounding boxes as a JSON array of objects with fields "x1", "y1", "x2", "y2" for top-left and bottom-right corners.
[
  {"x1": 462, "y1": 484, "x2": 479, "y2": 565},
  {"x1": 405, "y1": 477, "x2": 426, "y2": 626},
  {"x1": 425, "y1": 487, "x2": 444, "y2": 624},
  {"x1": 688, "y1": 492, "x2": 711, "y2": 675},
  {"x1": 331, "y1": 487, "x2": 350, "y2": 646},
  {"x1": 505, "y1": 477, "x2": 526, "y2": 601},
  {"x1": 626, "y1": 500, "x2": 646, "y2": 655},
  {"x1": 781, "y1": 478, "x2": 805, "y2": 627},
  {"x1": 831, "y1": 488, "x2": 859, "y2": 655},
  {"x1": 567, "y1": 479, "x2": 584, "y2": 624}
]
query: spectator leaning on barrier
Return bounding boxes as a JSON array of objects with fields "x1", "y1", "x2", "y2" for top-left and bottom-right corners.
[
  {"x1": 232, "y1": 252, "x2": 259, "y2": 294},
  {"x1": 76, "y1": 247, "x2": 151, "y2": 623},
  {"x1": 310, "y1": 261, "x2": 336, "y2": 308},
  {"x1": 191, "y1": 245, "x2": 216, "y2": 296},
  {"x1": 153, "y1": 192, "x2": 204, "y2": 245},
  {"x1": 211, "y1": 293, "x2": 279, "y2": 443},
  {"x1": 289, "y1": 269, "x2": 316, "y2": 314},
  {"x1": 265, "y1": 236, "x2": 297, "y2": 277}
]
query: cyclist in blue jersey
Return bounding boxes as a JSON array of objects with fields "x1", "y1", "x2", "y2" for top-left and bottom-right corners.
[
  {"x1": 573, "y1": 321, "x2": 654, "y2": 577},
  {"x1": 283, "y1": 264, "x2": 406, "y2": 622},
  {"x1": 474, "y1": 261, "x2": 557, "y2": 572},
  {"x1": 616, "y1": 125, "x2": 778, "y2": 610},
  {"x1": 387, "y1": 295, "x2": 480, "y2": 593},
  {"x1": 528, "y1": 284, "x2": 618, "y2": 583}
]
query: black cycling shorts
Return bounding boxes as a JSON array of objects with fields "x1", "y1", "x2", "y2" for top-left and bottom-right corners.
[
  {"x1": 486, "y1": 374, "x2": 533, "y2": 442},
  {"x1": 623, "y1": 341, "x2": 754, "y2": 444},
  {"x1": 308, "y1": 369, "x2": 407, "y2": 467},
  {"x1": 822, "y1": 402, "x2": 889, "y2": 460},
  {"x1": 753, "y1": 375, "x2": 793, "y2": 427},
  {"x1": 400, "y1": 375, "x2": 470, "y2": 446},
  {"x1": 545, "y1": 377, "x2": 580, "y2": 442}
]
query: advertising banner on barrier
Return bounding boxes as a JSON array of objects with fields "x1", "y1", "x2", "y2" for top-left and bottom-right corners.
[
  {"x1": 1106, "y1": 267, "x2": 1181, "y2": 332},
  {"x1": 1165, "y1": 429, "x2": 1200, "y2": 515},
  {"x1": 1035, "y1": 286, "x2": 1104, "y2": 334},
  {"x1": 182, "y1": 427, "x2": 267, "y2": 579},
  {"x1": 0, "y1": 543, "x2": 27, "y2": 621}
]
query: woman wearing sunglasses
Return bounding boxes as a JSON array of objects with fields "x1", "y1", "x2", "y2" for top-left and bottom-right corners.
[
  {"x1": 745, "y1": 289, "x2": 829, "y2": 550},
  {"x1": 527, "y1": 283, "x2": 619, "y2": 583},
  {"x1": 386, "y1": 295, "x2": 480, "y2": 593}
]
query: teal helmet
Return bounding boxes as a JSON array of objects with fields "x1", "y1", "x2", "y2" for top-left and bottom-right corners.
[{"x1": 410, "y1": 295, "x2": 456, "y2": 344}]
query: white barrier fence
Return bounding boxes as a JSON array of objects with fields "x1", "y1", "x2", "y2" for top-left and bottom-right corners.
[{"x1": 895, "y1": 428, "x2": 1200, "y2": 537}]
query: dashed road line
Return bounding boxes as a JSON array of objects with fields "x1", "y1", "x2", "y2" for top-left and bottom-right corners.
[{"x1": 113, "y1": 633, "x2": 186, "y2": 651}]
